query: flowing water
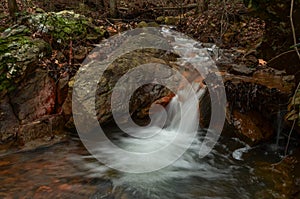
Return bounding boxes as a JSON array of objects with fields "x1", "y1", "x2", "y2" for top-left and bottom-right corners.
[
  {"x1": 0, "y1": 126, "x2": 294, "y2": 199},
  {"x1": 0, "y1": 27, "x2": 299, "y2": 198}
]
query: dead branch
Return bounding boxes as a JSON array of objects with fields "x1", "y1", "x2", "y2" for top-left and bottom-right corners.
[
  {"x1": 290, "y1": 0, "x2": 300, "y2": 61},
  {"x1": 118, "y1": 3, "x2": 197, "y2": 11}
]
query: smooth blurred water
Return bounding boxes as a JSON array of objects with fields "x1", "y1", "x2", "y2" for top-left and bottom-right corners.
[{"x1": 0, "y1": 126, "x2": 296, "y2": 199}]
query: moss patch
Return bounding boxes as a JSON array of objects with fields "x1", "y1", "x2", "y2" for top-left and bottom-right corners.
[
  {"x1": 27, "y1": 10, "x2": 107, "y2": 48},
  {"x1": 0, "y1": 25, "x2": 51, "y2": 94}
]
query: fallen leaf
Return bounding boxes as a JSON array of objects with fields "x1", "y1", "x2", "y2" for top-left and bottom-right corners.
[{"x1": 258, "y1": 59, "x2": 267, "y2": 66}]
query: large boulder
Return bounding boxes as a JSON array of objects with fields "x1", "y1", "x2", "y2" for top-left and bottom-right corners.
[
  {"x1": 64, "y1": 48, "x2": 178, "y2": 130},
  {"x1": 0, "y1": 25, "x2": 51, "y2": 95},
  {"x1": 0, "y1": 69, "x2": 67, "y2": 151}
]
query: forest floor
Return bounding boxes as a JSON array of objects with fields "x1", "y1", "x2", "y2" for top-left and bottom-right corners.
[{"x1": 0, "y1": 0, "x2": 266, "y2": 77}]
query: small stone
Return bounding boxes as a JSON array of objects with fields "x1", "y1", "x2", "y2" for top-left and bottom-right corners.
[
  {"x1": 35, "y1": 8, "x2": 45, "y2": 13},
  {"x1": 156, "y1": 16, "x2": 165, "y2": 23},
  {"x1": 282, "y1": 75, "x2": 294, "y2": 82},
  {"x1": 137, "y1": 21, "x2": 148, "y2": 28},
  {"x1": 147, "y1": 22, "x2": 159, "y2": 27},
  {"x1": 230, "y1": 64, "x2": 255, "y2": 76}
]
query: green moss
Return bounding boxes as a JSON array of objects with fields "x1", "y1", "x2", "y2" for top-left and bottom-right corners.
[
  {"x1": 29, "y1": 11, "x2": 107, "y2": 48},
  {"x1": 0, "y1": 33, "x2": 30, "y2": 93},
  {"x1": 0, "y1": 26, "x2": 50, "y2": 94}
]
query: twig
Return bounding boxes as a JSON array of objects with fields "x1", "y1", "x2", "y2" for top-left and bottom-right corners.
[
  {"x1": 105, "y1": 18, "x2": 118, "y2": 32},
  {"x1": 285, "y1": 82, "x2": 300, "y2": 156},
  {"x1": 69, "y1": 40, "x2": 72, "y2": 66},
  {"x1": 290, "y1": 0, "x2": 300, "y2": 61},
  {"x1": 268, "y1": 49, "x2": 298, "y2": 63},
  {"x1": 285, "y1": 0, "x2": 300, "y2": 156}
]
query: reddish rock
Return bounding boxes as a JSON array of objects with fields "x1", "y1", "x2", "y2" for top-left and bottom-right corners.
[
  {"x1": 223, "y1": 66, "x2": 294, "y2": 144},
  {"x1": 228, "y1": 110, "x2": 273, "y2": 144},
  {"x1": 0, "y1": 69, "x2": 68, "y2": 151},
  {"x1": 10, "y1": 69, "x2": 56, "y2": 123},
  {"x1": 56, "y1": 74, "x2": 69, "y2": 107}
]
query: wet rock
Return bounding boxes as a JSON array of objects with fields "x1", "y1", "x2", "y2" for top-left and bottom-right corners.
[
  {"x1": 10, "y1": 69, "x2": 56, "y2": 123},
  {"x1": 224, "y1": 66, "x2": 294, "y2": 144},
  {"x1": 225, "y1": 67, "x2": 294, "y2": 114},
  {"x1": 0, "y1": 96, "x2": 19, "y2": 143},
  {"x1": 229, "y1": 110, "x2": 273, "y2": 144}
]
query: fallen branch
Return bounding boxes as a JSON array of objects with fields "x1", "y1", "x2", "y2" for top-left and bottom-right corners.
[{"x1": 118, "y1": 3, "x2": 197, "y2": 11}]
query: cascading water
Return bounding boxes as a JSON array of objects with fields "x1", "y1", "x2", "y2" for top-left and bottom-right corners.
[
  {"x1": 76, "y1": 84, "x2": 238, "y2": 198},
  {"x1": 70, "y1": 27, "x2": 270, "y2": 199},
  {"x1": 79, "y1": 83, "x2": 205, "y2": 175}
]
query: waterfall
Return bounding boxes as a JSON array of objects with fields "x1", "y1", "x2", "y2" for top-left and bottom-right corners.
[
  {"x1": 77, "y1": 83, "x2": 238, "y2": 198},
  {"x1": 275, "y1": 110, "x2": 282, "y2": 150},
  {"x1": 81, "y1": 83, "x2": 207, "y2": 175}
]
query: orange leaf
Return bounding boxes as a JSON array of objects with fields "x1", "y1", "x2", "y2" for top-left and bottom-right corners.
[{"x1": 258, "y1": 59, "x2": 267, "y2": 66}]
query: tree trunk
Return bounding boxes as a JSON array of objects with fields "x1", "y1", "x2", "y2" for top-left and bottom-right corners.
[
  {"x1": 109, "y1": 0, "x2": 118, "y2": 17},
  {"x1": 8, "y1": 0, "x2": 19, "y2": 20}
]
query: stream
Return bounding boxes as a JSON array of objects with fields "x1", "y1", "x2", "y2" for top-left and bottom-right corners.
[
  {"x1": 0, "y1": 129, "x2": 296, "y2": 198},
  {"x1": 0, "y1": 26, "x2": 299, "y2": 199}
]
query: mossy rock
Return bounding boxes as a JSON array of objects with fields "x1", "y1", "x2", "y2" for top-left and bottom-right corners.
[
  {"x1": 0, "y1": 25, "x2": 51, "y2": 94},
  {"x1": 156, "y1": 16, "x2": 165, "y2": 23},
  {"x1": 147, "y1": 22, "x2": 159, "y2": 27},
  {"x1": 137, "y1": 21, "x2": 148, "y2": 28},
  {"x1": 27, "y1": 10, "x2": 107, "y2": 48},
  {"x1": 164, "y1": 16, "x2": 180, "y2": 25}
]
